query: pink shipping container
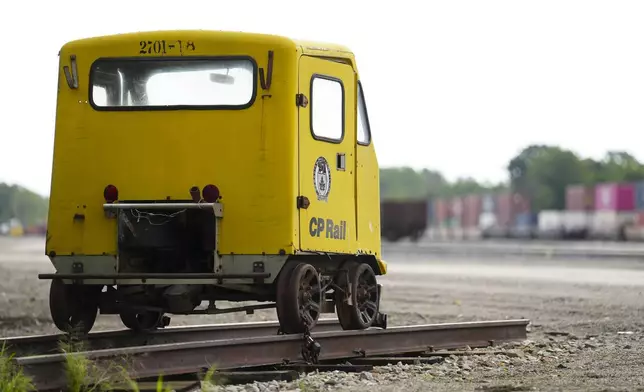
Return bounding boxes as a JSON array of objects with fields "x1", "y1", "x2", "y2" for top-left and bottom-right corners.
[
  {"x1": 462, "y1": 194, "x2": 482, "y2": 228},
  {"x1": 566, "y1": 185, "x2": 594, "y2": 211},
  {"x1": 594, "y1": 183, "x2": 635, "y2": 211},
  {"x1": 496, "y1": 192, "x2": 531, "y2": 227},
  {"x1": 433, "y1": 198, "x2": 451, "y2": 227}
]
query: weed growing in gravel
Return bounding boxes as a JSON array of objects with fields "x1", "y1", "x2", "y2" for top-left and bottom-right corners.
[
  {"x1": 0, "y1": 342, "x2": 35, "y2": 392},
  {"x1": 59, "y1": 331, "x2": 223, "y2": 391},
  {"x1": 200, "y1": 365, "x2": 225, "y2": 391},
  {"x1": 1, "y1": 328, "x2": 222, "y2": 392},
  {"x1": 297, "y1": 379, "x2": 313, "y2": 392},
  {"x1": 58, "y1": 331, "x2": 122, "y2": 392}
]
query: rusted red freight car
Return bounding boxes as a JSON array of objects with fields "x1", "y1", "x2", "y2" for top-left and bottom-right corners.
[
  {"x1": 450, "y1": 196, "x2": 464, "y2": 227},
  {"x1": 462, "y1": 194, "x2": 482, "y2": 228},
  {"x1": 433, "y1": 198, "x2": 451, "y2": 227},
  {"x1": 496, "y1": 192, "x2": 530, "y2": 228},
  {"x1": 380, "y1": 200, "x2": 429, "y2": 242}
]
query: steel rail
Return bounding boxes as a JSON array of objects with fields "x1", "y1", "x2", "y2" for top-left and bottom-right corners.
[
  {"x1": 2, "y1": 319, "x2": 342, "y2": 358},
  {"x1": 16, "y1": 319, "x2": 529, "y2": 391}
]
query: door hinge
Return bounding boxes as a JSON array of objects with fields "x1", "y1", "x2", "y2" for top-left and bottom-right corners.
[
  {"x1": 297, "y1": 196, "x2": 310, "y2": 209},
  {"x1": 296, "y1": 93, "x2": 309, "y2": 107}
]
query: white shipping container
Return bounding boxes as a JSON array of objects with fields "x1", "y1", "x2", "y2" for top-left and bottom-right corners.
[
  {"x1": 537, "y1": 210, "x2": 564, "y2": 239},
  {"x1": 478, "y1": 212, "x2": 508, "y2": 238},
  {"x1": 590, "y1": 211, "x2": 619, "y2": 239},
  {"x1": 562, "y1": 211, "x2": 591, "y2": 238},
  {"x1": 478, "y1": 212, "x2": 496, "y2": 230},
  {"x1": 624, "y1": 226, "x2": 644, "y2": 242},
  {"x1": 590, "y1": 211, "x2": 636, "y2": 240}
]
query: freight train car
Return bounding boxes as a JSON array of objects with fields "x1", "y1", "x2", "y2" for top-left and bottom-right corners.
[{"x1": 380, "y1": 200, "x2": 429, "y2": 242}]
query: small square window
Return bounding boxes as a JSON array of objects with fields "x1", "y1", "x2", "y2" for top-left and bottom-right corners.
[{"x1": 311, "y1": 76, "x2": 344, "y2": 142}]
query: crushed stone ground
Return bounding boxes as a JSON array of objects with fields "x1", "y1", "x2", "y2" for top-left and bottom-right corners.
[{"x1": 2, "y1": 237, "x2": 644, "y2": 391}]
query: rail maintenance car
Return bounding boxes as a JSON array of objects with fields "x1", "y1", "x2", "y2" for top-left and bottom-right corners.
[{"x1": 41, "y1": 30, "x2": 388, "y2": 335}]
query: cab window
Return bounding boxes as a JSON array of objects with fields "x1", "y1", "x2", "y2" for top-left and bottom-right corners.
[
  {"x1": 89, "y1": 57, "x2": 256, "y2": 110},
  {"x1": 357, "y1": 82, "x2": 371, "y2": 145},
  {"x1": 311, "y1": 76, "x2": 344, "y2": 142}
]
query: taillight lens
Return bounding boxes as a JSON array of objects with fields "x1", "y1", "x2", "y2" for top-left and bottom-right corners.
[
  {"x1": 103, "y1": 185, "x2": 118, "y2": 203},
  {"x1": 202, "y1": 184, "x2": 220, "y2": 203}
]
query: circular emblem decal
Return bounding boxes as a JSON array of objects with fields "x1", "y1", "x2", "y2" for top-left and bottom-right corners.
[{"x1": 313, "y1": 157, "x2": 331, "y2": 201}]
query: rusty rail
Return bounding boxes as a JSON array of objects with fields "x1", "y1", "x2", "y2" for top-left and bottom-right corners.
[
  {"x1": 15, "y1": 319, "x2": 529, "y2": 391},
  {"x1": 1, "y1": 319, "x2": 342, "y2": 358}
]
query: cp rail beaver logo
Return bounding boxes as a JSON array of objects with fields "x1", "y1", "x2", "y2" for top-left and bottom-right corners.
[{"x1": 313, "y1": 156, "x2": 331, "y2": 201}]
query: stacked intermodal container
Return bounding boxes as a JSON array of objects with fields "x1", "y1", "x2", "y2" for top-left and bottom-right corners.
[
  {"x1": 448, "y1": 196, "x2": 464, "y2": 239},
  {"x1": 430, "y1": 198, "x2": 451, "y2": 239},
  {"x1": 496, "y1": 192, "x2": 512, "y2": 229},
  {"x1": 591, "y1": 183, "x2": 636, "y2": 240},
  {"x1": 594, "y1": 183, "x2": 635, "y2": 211},
  {"x1": 496, "y1": 192, "x2": 530, "y2": 228},
  {"x1": 433, "y1": 198, "x2": 450, "y2": 227},
  {"x1": 624, "y1": 182, "x2": 644, "y2": 241},
  {"x1": 462, "y1": 194, "x2": 482, "y2": 238},
  {"x1": 478, "y1": 193, "x2": 498, "y2": 237},
  {"x1": 566, "y1": 185, "x2": 594, "y2": 210},
  {"x1": 563, "y1": 185, "x2": 594, "y2": 239},
  {"x1": 634, "y1": 181, "x2": 644, "y2": 211}
]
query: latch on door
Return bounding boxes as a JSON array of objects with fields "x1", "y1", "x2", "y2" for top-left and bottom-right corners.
[
  {"x1": 336, "y1": 153, "x2": 346, "y2": 171},
  {"x1": 296, "y1": 93, "x2": 308, "y2": 107}
]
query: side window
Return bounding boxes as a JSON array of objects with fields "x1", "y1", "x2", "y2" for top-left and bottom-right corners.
[
  {"x1": 311, "y1": 76, "x2": 344, "y2": 142},
  {"x1": 357, "y1": 82, "x2": 371, "y2": 145}
]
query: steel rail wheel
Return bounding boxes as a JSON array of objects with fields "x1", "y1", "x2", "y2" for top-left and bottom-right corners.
[
  {"x1": 49, "y1": 278, "x2": 100, "y2": 334},
  {"x1": 276, "y1": 262, "x2": 322, "y2": 334},
  {"x1": 119, "y1": 310, "x2": 163, "y2": 331},
  {"x1": 335, "y1": 261, "x2": 379, "y2": 330}
]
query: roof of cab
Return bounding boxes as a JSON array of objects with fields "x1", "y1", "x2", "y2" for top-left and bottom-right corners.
[{"x1": 61, "y1": 30, "x2": 356, "y2": 62}]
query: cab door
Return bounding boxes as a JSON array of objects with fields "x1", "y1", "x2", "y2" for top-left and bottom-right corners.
[{"x1": 297, "y1": 55, "x2": 356, "y2": 253}]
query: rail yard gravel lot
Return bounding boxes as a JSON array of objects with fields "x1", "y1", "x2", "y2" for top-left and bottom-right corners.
[{"x1": 2, "y1": 237, "x2": 644, "y2": 391}]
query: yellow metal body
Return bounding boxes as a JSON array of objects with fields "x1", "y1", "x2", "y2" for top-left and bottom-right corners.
[{"x1": 46, "y1": 30, "x2": 385, "y2": 276}]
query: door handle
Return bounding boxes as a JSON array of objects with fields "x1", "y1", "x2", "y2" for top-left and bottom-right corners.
[{"x1": 336, "y1": 153, "x2": 346, "y2": 171}]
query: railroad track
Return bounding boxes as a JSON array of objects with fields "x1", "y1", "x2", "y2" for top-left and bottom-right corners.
[
  {"x1": 1, "y1": 318, "x2": 343, "y2": 358},
  {"x1": 4, "y1": 318, "x2": 529, "y2": 391}
]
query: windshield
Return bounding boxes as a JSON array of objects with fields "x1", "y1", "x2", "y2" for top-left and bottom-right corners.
[{"x1": 90, "y1": 57, "x2": 256, "y2": 109}]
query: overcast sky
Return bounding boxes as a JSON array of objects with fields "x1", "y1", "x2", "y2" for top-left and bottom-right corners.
[{"x1": 2, "y1": 0, "x2": 644, "y2": 196}]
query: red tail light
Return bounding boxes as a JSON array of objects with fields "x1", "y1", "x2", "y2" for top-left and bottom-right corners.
[
  {"x1": 103, "y1": 185, "x2": 118, "y2": 203},
  {"x1": 202, "y1": 184, "x2": 220, "y2": 203}
]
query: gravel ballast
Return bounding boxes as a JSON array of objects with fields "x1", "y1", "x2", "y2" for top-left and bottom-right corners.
[{"x1": 2, "y1": 237, "x2": 644, "y2": 391}]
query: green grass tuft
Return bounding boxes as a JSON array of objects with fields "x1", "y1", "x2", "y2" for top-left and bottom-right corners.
[
  {"x1": 0, "y1": 342, "x2": 36, "y2": 392},
  {"x1": 1, "y1": 331, "x2": 225, "y2": 392}
]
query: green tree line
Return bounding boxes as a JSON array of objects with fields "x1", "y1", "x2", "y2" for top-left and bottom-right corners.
[
  {"x1": 0, "y1": 183, "x2": 49, "y2": 227},
  {"x1": 381, "y1": 144, "x2": 644, "y2": 212},
  {"x1": 2, "y1": 144, "x2": 643, "y2": 226}
]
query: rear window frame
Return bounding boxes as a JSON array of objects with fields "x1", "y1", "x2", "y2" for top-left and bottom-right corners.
[{"x1": 88, "y1": 55, "x2": 259, "y2": 111}]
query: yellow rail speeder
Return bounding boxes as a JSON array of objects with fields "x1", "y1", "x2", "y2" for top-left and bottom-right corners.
[{"x1": 42, "y1": 30, "x2": 387, "y2": 335}]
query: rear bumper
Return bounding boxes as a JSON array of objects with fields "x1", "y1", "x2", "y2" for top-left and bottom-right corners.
[
  {"x1": 38, "y1": 272, "x2": 270, "y2": 285},
  {"x1": 103, "y1": 202, "x2": 223, "y2": 216}
]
